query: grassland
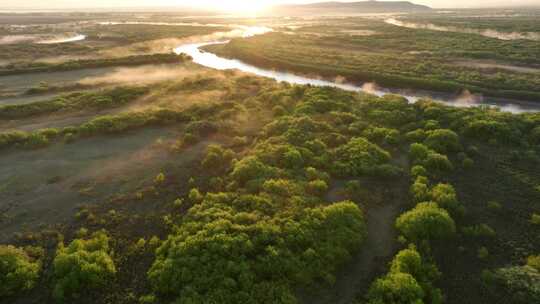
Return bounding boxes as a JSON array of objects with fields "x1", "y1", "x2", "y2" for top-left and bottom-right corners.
[
  {"x1": 0, "y1": 22, "x2": 228, "y2": 64},
  {"x1": 206, "y1": 17, "x2": 540, "y2": 101}
]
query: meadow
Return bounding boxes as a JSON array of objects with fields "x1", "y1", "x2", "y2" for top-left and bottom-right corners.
[{"x1": 207, "y1": 14, "x2": 540, "y2": 101}]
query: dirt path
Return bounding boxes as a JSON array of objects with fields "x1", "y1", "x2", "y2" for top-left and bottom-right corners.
[{"x1": 299, "y1": 181, "x2": 403, "y2": 304}]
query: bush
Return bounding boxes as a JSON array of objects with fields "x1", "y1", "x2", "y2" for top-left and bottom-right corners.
[
  {"x1": 430, "y1": 183, "x2": 463, "y2": 215},
  {"x1": 396, "y1": 202, "x2": 456, "y2": 242},
  {"x1": 405, "y1": 129, "x2": 427, "y2": 142},
  {"x1": 0, "y1": 245, "x2": 41, "y2": 297},
  {"x1": 188, "y1": 188, "x2": 204, "y2": 204},
  {"x1": 462, "y1": 157, "x2": 474, "y2": 169},
  {"x1": 201, "y1": 145, "x2": 235, "y2": 173},
  {"x1": 262, "y1": 179, "x2": 302, "y2": 197},
  {"x1": 486, "y1": 266, "x2": 540, "y2": 303},
  {"x1": 424, "y1": 129, "x2": 461, "y2": 154},
  {"x1": 306, "y1": 179, "x2": 328, "y2": 197},
  {"x1": 409, "y1": 143, "x2": 431, "y2": 163},
  {"x1": 409, "y1": 143, "x2": 453, "y2": 176},
  {"x1": 527, "y1": 255, "x2": 540, "y2": 271},
  {"x1": 148, "y1": 200, "x2": 367, "y2": 303},
  {"x1": 333, "y1": 137, "x2": 392, "y2": 177},
  {"x1": 410, "y1": 165, "x2": 427, "y2": 179},
  {"x1": 53, "y1": 231, "x2": 116, "y2": 301},
  {"x1": 410, "y1": 176, "x2": 430, "y2": 203},
  {"x1": 531, "y1": 213, "x2": 540, "y2": 225},
  {"x1": 231, "y1": 156, "x2": 278, "y2": 185},
  {"x1": 462, "y1": 224, "x2": 496, "y2": 239},
  {"x1": 367, "y1": 272, "x2": 424, "y2": 304},
  {"x1": 424, "y1": 152, "x2": 453, "y2": 176},
  {"x1": 478, "y1": 247, "x2": 490, "y2": 259},
  {"x1": 367, "y1": 246, "x2": 442, "y2": 304},
  {"x1": 487, "y1": 201, "x2": 502, "y2": 212},
  {"x1": 362, "y1": 126, "x2": 400, "y2": 145}
]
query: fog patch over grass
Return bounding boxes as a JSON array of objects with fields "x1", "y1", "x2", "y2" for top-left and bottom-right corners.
[
  {"x1": 453, "y1": 60, "x2": 540, "y2": 74},
  {"x1": 0, "y1": 35, "x2": 38, "y2": 44},
  {"x1": 385, "y1": 18, "x2": 540, "y2": 41},
  {"x1": 0, "y1": 33, "x2": 86, "y2": 45},
  {"x1": 78, "y1": 65, "x2": 199, "y2": 86},
  {"x1": 100, "y1": 26, "x2": 272, "y2": 58}
]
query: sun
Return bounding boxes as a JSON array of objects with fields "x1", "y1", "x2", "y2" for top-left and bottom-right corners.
[{"x1": 199, "y1": 0, "x2": 271, "y2": 13}]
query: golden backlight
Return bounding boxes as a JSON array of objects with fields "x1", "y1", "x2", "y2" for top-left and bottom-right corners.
[{"x1": 197, "y1": 0, "x2": 270, "y2": 13}]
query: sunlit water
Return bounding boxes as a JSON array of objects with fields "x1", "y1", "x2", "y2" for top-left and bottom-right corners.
[{"x1": 174, "y1": 26, "x2": 538, "y2": 113}]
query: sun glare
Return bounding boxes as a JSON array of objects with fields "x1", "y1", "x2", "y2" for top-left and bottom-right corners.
[{"x1": 197, "y1": 0, "x2": 270, "y2": 13}]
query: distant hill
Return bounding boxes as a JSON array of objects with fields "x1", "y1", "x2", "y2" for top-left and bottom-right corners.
[{"x1": 270, "y1": 1, "x2": 432, "y2": 15}]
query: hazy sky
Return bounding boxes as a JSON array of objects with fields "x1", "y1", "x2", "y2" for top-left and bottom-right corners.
[{"x1": 2, "y1": 0, "x2": 539, "y2": 9}]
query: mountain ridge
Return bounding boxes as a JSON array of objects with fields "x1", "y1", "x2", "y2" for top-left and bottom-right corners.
[{"x1": 271, "y1": 1, "x2": 432, "y2": 15}]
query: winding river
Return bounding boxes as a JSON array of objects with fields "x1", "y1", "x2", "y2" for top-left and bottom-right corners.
[{"x1": 174, "y1": 26, "x2": 539, "y2": 113}]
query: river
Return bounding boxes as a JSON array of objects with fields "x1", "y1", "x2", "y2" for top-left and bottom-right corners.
[{"x1": 173, "y1": 26, "x2": 539, "y2": 114}]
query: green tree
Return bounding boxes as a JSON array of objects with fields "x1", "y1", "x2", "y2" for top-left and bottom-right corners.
[
  {"x1": 0, "y1": 245, "x2": 41, "y2": 297},
  {"x1": 396, "y1": 202, "x2": 456, "y2": 242},
  {"x1": 367, "y1": 272, "x2": 424, "y2": 304},
  {"x1": 53, "y1": 231, "x2": 116, "y2": 301},
  {"x1": 424, "y1": 129, "x2": 461, "y2": 153}
]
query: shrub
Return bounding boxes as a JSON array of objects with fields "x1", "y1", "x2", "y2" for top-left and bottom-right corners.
[
  {"x1": 367, "y1": 273, "x2": 424, "y2": 304},
  {"x1": 333, "y1": 137, "x2": 392, "y2": 177},
  {"x1": 305, "y1": 167, "x2": 330, "y2": 182},
  {"x1": 182, "y1": 133, "x2": 199, "y2": 146},
  {"x1": 478, "y1": 247, "x2": 490, "y2": 259},
  {"x1": 53, "y1": 231, "x2": 116, "y2": 301},
  {"x1": 231, "y1": 156, "x2": 276, "y2": 185},
  {"x1": 462, "y1": 224, "x2": 496, "y2": 239},
  {"x1": 396, "y1": 202, "x2": 456, "y2": 242},
  {"x1": 531, "y1": 213, "x2": 540, "y2": 225},
  {"x1": 487, "y1": 201, "x2": 502, "y2": 212},
  {"x1": 462, "y1": 157, "x2": 474, "y2": 169},
  {"x1": 409, "y1": 143, "x2": 453, "y2": 176},
  {"x1": 173, "y1": 198, "x2": 184, "y2": 209},
  {"x1": 272, "y1": 105, "x2": 287, "y2": 116},
  {"x1": 154, "y1": 173, "x2": 165, "y2": 184},
  {"x1": 424, "y1": 129, "x2": 461, "y2": 153},
  {"x1": 232, "y1": 136, "x2": 249, "y2": 147},
  {"x1": 201, "y1": 145, "x2": 235, "y2": 173},
  {"x1": 306, "y1": 179, "x2": 328, "y2": 197},
  {"x1": 430, "y1": 183, "x2": 463, "y2": 215},
  {"x1": 527, "y1": 255, "x2": 540, "y2": 271},
  {"x1": 409, "y1": 143, "x2": 431, "y2": 163},
  {"x1": 148, "y1": 200, "x2": 366, "y2": 303},
  {"x1": 486, "y1": 266, "x2": 540, "y2": 303},
  {"x1": 405, "y1": 129, "x2": 427, "y2": 142},
  {"x1": 362, "y1": 127, "x2": 400, "y2": 145},
  {"x1": 188, "y1": 188, "x2": 204, "y2": 204},
  {"x1": 283, "y1": 148, "x2": 304, "y2": 169},
  {"x1": 0, "y1": 245, "x2": 41, "y2": 297},
  {"x1": 423, "y1": 152, "x2": 453, "y2": 176},
  {"x1": 410, "y1": 176, "x2": 430, "y2": 203},
  {"x1": 410, "y1": 165, "x2": 427, "y2": 179},
  {"x1": 262, "y1": 179, "x2": 302, "y2": 197},
  {"x1": 367, "y1": 245, "x2": 442, "y2": 304}
]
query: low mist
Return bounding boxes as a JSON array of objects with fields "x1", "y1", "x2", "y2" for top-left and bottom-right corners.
[
  {"x1": 385, "y1": 18, "x2": 540, "y2": 41},
  {"x1": 79, "y1": 65, "x2": 198, "y2": 85}
]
